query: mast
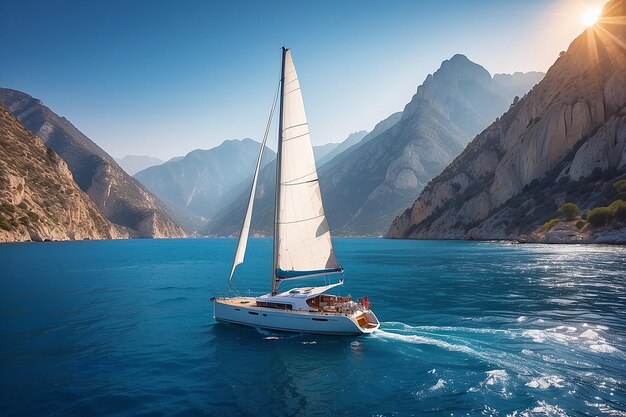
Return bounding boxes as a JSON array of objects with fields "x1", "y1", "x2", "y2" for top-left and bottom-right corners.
[{"x1": 272, "y1": 46, "x2": 287, "y2": 295}]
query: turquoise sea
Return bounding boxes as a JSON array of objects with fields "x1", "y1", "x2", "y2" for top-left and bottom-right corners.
[{"x1": 1, "y1": 238, "x2": 625, "y2": 416}]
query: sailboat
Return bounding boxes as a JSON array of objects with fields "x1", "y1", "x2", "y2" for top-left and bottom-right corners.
[{"x1": 212, "y1": 47, "x2": 380, "y2": 335}]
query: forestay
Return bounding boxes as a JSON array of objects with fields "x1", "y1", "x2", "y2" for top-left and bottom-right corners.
[{"x1": 274, "y1": 49, "x2": 342, "y2": 281}]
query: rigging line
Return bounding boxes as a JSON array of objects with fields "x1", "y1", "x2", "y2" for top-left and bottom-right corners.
[
  {"x1": 281, "y1": 178, "x2": 318, "y2": 186},
  {"x1": 282, "y1": 132, "x2": 310, "y2": 142},
  {"x1": 281, "y1": 170, "x2": 317, "y2": 184},
  {"x1": 284, "y1": 87, "x2": 302, "y2": 96},
  {"x1": 278, "y1": 213, "x2": 324, "y2": 225},
  {"x1": 227, "y1": 77, "x2": 281, "y2": 294},
  {"x1": 283, "y1": 122, "x2": 308, "y2": 131}
]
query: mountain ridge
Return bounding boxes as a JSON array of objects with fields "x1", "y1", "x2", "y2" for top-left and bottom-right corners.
[
  {"x1": 0, "y1": 104, "x2": 128, "y2": 242},
  {"x1": 388, "y1": 0, "x2": 626, "y2": 243},
  {"x1": 208, "y1": 58, "x2": 544, "y2": 237},
  {"x1": 0, "y1": 88, "x2": 186, "y2": 238},
  {"x1": 134, "y1": 138, "x2": 276, "y2": 231}
]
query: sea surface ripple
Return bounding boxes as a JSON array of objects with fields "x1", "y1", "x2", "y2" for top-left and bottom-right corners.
[{"x1": 0, "y1": 239, "x2": 625, "y2": 416}]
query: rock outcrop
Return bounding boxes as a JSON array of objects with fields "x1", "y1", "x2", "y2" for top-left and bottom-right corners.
[
  {"x1": 0, "y1": 105, "x2": 127, "y2": 242},
  {"x1": 0, "y1": 89, "x2": 185, "y2": 238},
  {"x1": 388, "y1": 0, "x2": 626, "y2": 242}
]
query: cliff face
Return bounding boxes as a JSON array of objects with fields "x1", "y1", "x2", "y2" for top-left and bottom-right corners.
[
  {"x1": 388, "y1": 0, "x2": 626, "y2": 241},
  {"x1": 207, "y1": 57, "x2": 543, "y2": 237},
  {"x1": 0, "y1": 89, "x2": 185, "y2": 238},
  {"x1": 318, "y1": 56, "x2": 542, "y2": 236},
  {"x1": 0, "y1": 105, "x2": 127, "y2": 242}
]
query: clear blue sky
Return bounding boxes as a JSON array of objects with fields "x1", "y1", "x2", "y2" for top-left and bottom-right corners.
[{"x1": 0, "y1": 0, "x2": 606, "y2": 159}]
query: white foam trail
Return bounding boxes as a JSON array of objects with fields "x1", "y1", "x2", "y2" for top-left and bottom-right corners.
[
  {"x1": 525, "y1": 375, "x2": 565, "y2": 389},
  {"x1": 430, "y1": 379, "x2": 446, "y2": 391},
  {"x1": 506, "y1": 401, "x2": 570, "y2": 417},
  {"x1": 375, "y1": 329, "x2": 476, "y2": 355},
  {"x1": 382, "y1": 321, "x2": 512, "y2": 335},
  {"x1": 483, "y1": 370, "x2": 508, "y2": 386},
  {"x1": 522, "y1": 325, "x2": 621, "y2": 355},
  {"x1": 589, "y1": 344, "x2": 617, "y2": 353}
]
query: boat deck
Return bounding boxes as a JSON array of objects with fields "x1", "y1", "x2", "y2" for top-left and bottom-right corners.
[{"x1": 216, "y1": 297, "x2": 257, "y2": 307}]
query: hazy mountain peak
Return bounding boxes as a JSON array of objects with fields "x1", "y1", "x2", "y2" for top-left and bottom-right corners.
[
  {"x1": 115, "y1": 155, "x2": 164, "y2": 176},
  {"x1": 134, "y1": 138, "x2": 275, "y2": 229},
  {"x1": 389, "y1": 0, "x2": 626, "y2": 242},
  {"x1": 402, "y1": 54, "x2": 505, "y2": 136}
]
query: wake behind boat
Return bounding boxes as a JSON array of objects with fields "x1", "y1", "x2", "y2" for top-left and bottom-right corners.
[{"x1": 212, "y1": 47, "x2": 380, "y2": 335}]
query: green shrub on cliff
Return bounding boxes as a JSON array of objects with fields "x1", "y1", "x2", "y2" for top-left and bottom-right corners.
[
  {"x1": 586, "y1": 207, "x2": 611, "y2": 226},
  {"x1": 543, "y1": 218, "x2": 560, "y2": 231},
  {"x1": 586, "y1": 199, "x2": 626, "y2": 227},
  {"x1": 613, "y1": 179, "x2": 626, "y2": 193},
  {"x1": 558, "y1": 203, "x2": 580, "y2": 220},
  {"x1": 608, "y1": 199, "x2": 626, "y2": 221}
]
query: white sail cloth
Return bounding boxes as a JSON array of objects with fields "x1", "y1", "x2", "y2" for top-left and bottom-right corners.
[{"x1": 274, "y1": 49, "x2": 341, "y2": 278}]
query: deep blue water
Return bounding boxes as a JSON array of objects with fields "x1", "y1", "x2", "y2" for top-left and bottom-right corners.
[{"x1": 1, "y1": 239, "x2": 625, "y2": 416}]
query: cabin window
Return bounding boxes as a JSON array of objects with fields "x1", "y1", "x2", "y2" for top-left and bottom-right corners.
[
  {"x1": 248, "y1": 311, "x2": 259, "y2": 315},
  {"x1": 256, "y1": 301, "x2": 293, "y2": 310},
  {"x1": 312, "y1": 318, "x2": 328, "y2": 321}
]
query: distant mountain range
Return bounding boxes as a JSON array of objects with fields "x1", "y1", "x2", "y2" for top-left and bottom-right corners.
[
  {"x1": 207, "y1": 55, "x2": 544, "y2": 237},
  {"x1": 389, "y1": 0, "x2": 625, "y2": 243},
  {"x1": 115, "y1": 155, "x2": 165, "y2": 176},
  {"x1": 314, "y1": 130, "x2": 368, "y2": 167},
  {"x1": 0, "y1": 54, "x2": 549, "y2": 241},
  {"x1": 0, "y1": 88, "x2": 185, "y2": 238},
  {"x1": 133, "y1": 139, "x2": 275, "y2": 231},
  {"x1": 0, "y1": 105, "x2": 127, "y2": 242}
]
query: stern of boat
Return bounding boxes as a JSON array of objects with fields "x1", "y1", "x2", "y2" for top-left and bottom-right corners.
[{"x1": 352, "y1": 310, "x2": 380, "y2": 334}]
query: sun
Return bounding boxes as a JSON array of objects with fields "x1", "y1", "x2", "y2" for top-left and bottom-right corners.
[{"x1": 581, "y1": 6, "x2": 602, "y2": 27}]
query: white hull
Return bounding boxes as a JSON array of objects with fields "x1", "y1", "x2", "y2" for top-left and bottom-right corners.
[{"x1": 213, "y1": 297, "x2": 379, "y2": 335}]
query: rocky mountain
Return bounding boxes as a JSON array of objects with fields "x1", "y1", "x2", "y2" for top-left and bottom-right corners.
[
  {"x1": 0, "y1": 88, "x2": 185, "y2": 238},
  {"x1": 318, "y1": 56, "x2": 544, "y2": 236},
  {"x1": 208, "y1": 57, "x2": 543, "y2": 237},
  {"x1": 115, "y1": 155, "x2": 164, "y2": 176},
  {"x1": 0, "y1": 105, "x2": 127, "y2": 242},
  {"x1": 204, "y1": 130, "x2": 376, "y2": 237},
  {"x1": 134, "y1": 139, "x2": 275, "y2": 226},
  {"x1": 388, "y1": 0, "x2": 626, "y2": 243},
  {"x1": 315, "y1": 130, "x2": 368, "y2": 167}
]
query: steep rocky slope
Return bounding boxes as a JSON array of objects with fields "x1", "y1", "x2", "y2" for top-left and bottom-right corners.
[
  {"x1": 319, "y1": 56, "x2": 543, "y2": 236},
  {"x1": 0, "y1": 89, "x2": 185, "y2": 238},
  {"x1": 389, "y1": 0, "x2": 626, "y2": 242},
  {"x1": 0, "y1": 105, "x2": 127, "y2": 242},
  {"x1": 134, "y1": 139, "x2": 275, "y2": 224},
  {"x1": 208, "y1": 57, "x2": 543, "y2": 237}
]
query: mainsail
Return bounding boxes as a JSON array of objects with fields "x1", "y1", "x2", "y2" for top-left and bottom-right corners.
[{"x1": 272, "y1": 48, "x2": 342, "y2": 291}]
